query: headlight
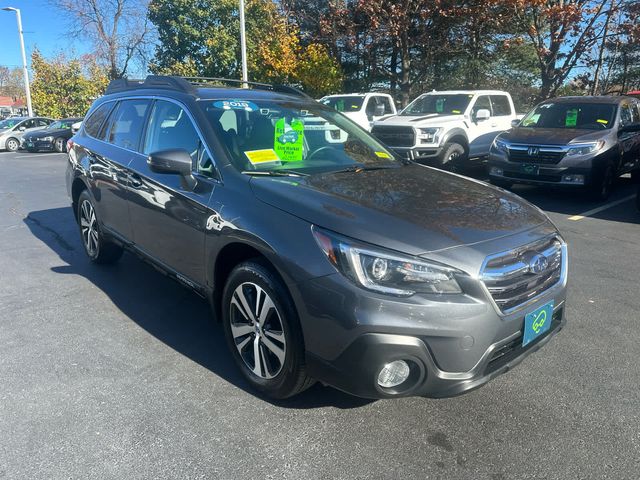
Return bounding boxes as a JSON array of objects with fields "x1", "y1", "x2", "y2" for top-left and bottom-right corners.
[
  {"x1": 42, "y1": 136, "x2": 54, "y2": 142},
  {"x1": 312, "y1": 227, "x2": 463, "y2": 296},
  {"x1": 417, "y1": 127, "x2": 442, "y2": 144},
  {"x1": 491, "y1": 137, "x2": 508, "y2": 154},
  {"x1": 566, "y1": 141, "x2": 604, "y2": 156}
]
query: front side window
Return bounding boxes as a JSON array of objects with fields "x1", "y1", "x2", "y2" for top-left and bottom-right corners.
[
  {"x1": 106, "y1": 99, "x2": 151, "y2": 150},
  {"x1": 144, "y1": 100, "x2": 214, "y2": 176},
  {"x1": 472, "y1": 95, "x2": 492, "y2": 117},
  {"x1": 36, "y1": 119, "x2": 51, "y2": 127},
  {"x1": 401, "y1": 94, "x2": 472, "y2": 116},
  {"x1": 84, "y1": 102, "x2": 115, "y2": 139},
  {"x1": 199, "y1": 98, "x2": 398, "y2": 175},
  {"x1": 521, "y1": 102, "x2": 617, "y2": 130},
  {"x1": 20, "y1": 119, "x2": 35, "y2": 129},
  {"x1": 620, "y1": 104, "x2": 633, "y2": 126}
]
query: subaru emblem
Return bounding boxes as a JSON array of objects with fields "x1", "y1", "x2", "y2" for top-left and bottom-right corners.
[{"x1": 529, "y1": 254, "x2": 549, "y2": 274}]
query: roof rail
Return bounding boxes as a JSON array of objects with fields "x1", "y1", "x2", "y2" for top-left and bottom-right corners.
[{"x1": 104, "y1": 75, "x2": 310, "y2": 99}]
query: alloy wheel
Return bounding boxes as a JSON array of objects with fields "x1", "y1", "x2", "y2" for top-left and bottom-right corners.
[
  {"x1": 6, "y1": 139, "x2": 18, "y2": 151},
  {"x1": 55, "y1": 138, "x2": 65, "y2": 152},
  {"x1": 229, "y1": 282, "x2": 287, "y2": 379},
  {"x1": 79, "y1": 199, "x2": 99, "y2": 257}
]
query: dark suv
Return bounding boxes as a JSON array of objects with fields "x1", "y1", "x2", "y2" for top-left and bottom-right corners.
[
  {"x1": 489, "y1": 96, "x2": 640, "y2": 200},
  {"x1": 66, "y1": 76, "x2": 568, "y2": 399}
]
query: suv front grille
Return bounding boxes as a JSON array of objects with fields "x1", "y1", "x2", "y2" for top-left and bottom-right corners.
[
  {"x1": 507, "y1": 147, "x2": 565, "y2": 164},
  {"x1": 371, "y1": 126, "x2": 415, "y2": 147},
  {"x1": 480, "y1": 235, "x2": 564, "y2": 313}
]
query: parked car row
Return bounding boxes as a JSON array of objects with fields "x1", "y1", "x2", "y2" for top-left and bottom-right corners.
[
  {"x1": 0, "y1": 116, "x2": 83, "y2": 152},
  {"x1": 321, "y1": 89, "x2": 640, "y2": 200}
]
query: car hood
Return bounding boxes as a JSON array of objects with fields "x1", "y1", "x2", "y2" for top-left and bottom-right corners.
[
  {"x1": 27, "y1": 128, "x2": 69, "y2": 139},
  {"x1": 374, "y1": 114, "x2": 463, "y2": 127},
  {"x1": 250, "y1": 164, "x2": 549, "y2": 255},
  {"x1": 502, "y1": 127, "x2": 609, "y2": 145}
]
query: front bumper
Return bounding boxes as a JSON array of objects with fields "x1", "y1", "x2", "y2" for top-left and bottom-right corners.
[
  {"x1": 488, "y1": 148, "x2": 615, "y2": 187},
  {"x1": 22, "y1": 138, "x2": 55, "y2": 151},
  {"x1": 294, "y1": 262, "x2": 567, "y2": 399},
  {"x1": 390, "y1": 145, "x2": 443, "y2": 164}
]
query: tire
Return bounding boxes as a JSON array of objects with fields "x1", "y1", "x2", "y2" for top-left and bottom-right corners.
[
  {"x1": 5, "y1": 137, "x2": 19, "y2": 152},
  {"x1": 489, "y1": 178, "x2": 512, "y2": 189},
  {"x1": 221, "y1": 260, "x2": 313, "y2": 399},
  {"x1": 77, "y1": 190, "x2": 123, "y2": 264},
  {"x1": 439, "y1": 142, "x2": 466, "y2": 173},
  {"x1": 54, "y1": 137, "x2": 66, "y2": 153},
  {"x1": 589, "y1": 162, "x2": 615, "y2": 201}
]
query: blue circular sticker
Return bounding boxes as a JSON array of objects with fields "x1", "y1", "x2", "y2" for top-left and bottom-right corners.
[{"x1": 212, "y1": 100, "x2": 259, "y2": 112}]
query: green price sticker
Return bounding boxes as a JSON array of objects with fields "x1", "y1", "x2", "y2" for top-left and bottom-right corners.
[
  {"x1": 565, "y1": 109, "x2": 578, "y2": 127},
  {"x1": 274, "y1": 118, "x2": 304, "y2": 162}
]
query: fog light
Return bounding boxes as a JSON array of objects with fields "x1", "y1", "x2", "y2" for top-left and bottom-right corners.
[
  {"x1": 561, "y1": 174, "x2": 585, "y2": 185},
  {"x1": 490, "y1": 166, "x2": 503, "y2": 176},
  {"x1": 377, "y1": 360, "x2": 410, "y2": 388}
]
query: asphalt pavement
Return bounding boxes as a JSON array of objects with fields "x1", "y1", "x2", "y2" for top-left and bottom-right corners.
[{"x1": 1, "y1": 150, "x2": 639, "y2": 479}]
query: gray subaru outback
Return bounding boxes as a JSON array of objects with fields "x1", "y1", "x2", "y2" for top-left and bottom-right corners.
[{"x1": 67, "y1": 76, "x2": 567, "y2": 399}]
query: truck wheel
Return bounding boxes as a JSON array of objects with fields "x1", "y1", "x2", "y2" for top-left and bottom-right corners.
[
  {"x1": 590, "y1": 162, "x2": 615, "y2": 201},
  {"x1": 222, "y1": 260, "x2": 314, "y2": 399},
  {"x1": 440, "y1": 142, "x2": 466, "y2": 173}
]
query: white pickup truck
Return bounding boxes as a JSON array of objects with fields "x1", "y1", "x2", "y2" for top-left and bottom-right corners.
[
  {"x1": 371, "y1": 90, "x2": 519, "y2": 170},
  {"x1": 319, "y1": 93, "x2": 397, "y2": 131}
]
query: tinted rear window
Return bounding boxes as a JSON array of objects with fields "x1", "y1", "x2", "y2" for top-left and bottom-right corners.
[
  {"x1": 106, "y1": 99, "x2": 151, "y2": 151},
  {"x1": 84, "y1": 103, "x2": 114, "y2": 139}
]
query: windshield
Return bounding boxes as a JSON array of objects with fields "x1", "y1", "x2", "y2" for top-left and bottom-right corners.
[
  {"x1": 47, "y1": 120, "x2": 75, "y2": 130},
  {"x1": 520, "y1": 103, "x2": 617, "y2": 130},
  {"x1": 198, "y1": 99, "x2": 399, "y2": 175},
  {"x1": 0, "y1": 118, "x2": 21, "y2": 129},
  {"x1": 320, "y1": 96, "x2": 365, "y2": 112},
  {"x1": 401, "y1": 94, "x2": 472, "y2": 116}
]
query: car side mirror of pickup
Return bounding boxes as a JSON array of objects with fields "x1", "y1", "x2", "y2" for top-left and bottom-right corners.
[
  {"x1": 475, "y1": 109, "x2": 491, "y2": 122},
  {"x1": 618, "y1": 123, "x2": 640, "y2": 135}
]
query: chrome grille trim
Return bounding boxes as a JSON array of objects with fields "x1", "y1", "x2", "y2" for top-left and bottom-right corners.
[{"x1": 479, "y1": 235, "x2": 567, "y2": 315}]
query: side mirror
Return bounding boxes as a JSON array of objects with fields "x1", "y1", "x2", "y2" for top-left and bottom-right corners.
[
  {"x1": 148, "y1": 149, "x2": 193, "y2": 176},
  {"x1": 511, "y1": 119, "x2": 521, "y2": 128},
  {"x1": 619, "y1": 123, "x2": 640, "y2": 135},
  {"x1": 374, "y1": 104, "x2": 386, "y2": 117},
  {"x1": 18, "y1": 126, "x2": 26, "y2": 132},
  {"x1": 475, "y1": 109, "x2": 491, "y2": 121}
]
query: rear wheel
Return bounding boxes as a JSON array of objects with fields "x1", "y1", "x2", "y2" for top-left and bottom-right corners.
[
  {"x1": 439, "y1": 142, "x2": 466, "y2": 173},
  {"x1": 54, "y1": 137, "x2": 66, "y2": 153},
  {"x1": 5, "y1": 138, "x2": 19, "y2": 152},
  {"x1": 77, "y1": 190, "x2": 123, "y2": 264},
  {"x1": 222, "y1": 260, "x2": 313, "y2": 399}
]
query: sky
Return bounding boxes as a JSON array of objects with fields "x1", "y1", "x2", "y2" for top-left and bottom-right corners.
[{"x1": 0, "y1": 0, "x2": 90, "y2": 71}]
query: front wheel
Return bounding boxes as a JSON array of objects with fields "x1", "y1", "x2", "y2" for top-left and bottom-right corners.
[
  {"x1": 77, "y1": 190, "x2": 123, "y2": 264},
  {"x1": 54, "y1": 137, "x2": 66, "y2": 153},
  {"x1": 590, "y1": 162, "x2": 615, "y2": 201},
  {"x1": 5, "y1": 138, "x2": 19, "y2": 152},
  {"x1": 222, "y1": 260, "x2": 313, "y2": 399},
  {"x1": 439, "y1": 142, "x2": 467, "y2": 173}
]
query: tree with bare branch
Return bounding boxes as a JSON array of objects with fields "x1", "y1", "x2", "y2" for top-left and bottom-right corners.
[{"x1": 52, "y1": 0, "x2": 153, "y2": 79}]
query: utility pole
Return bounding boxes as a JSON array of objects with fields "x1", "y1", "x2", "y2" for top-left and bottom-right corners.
[
  {"x1": 2, "y1": 7, "x2": 33, "y2": 116},
  {"x1": 239, "y1": 0, "x2": 248, "y2": 86}
]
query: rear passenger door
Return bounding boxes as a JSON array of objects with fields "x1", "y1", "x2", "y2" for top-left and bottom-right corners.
[
  {"x1": 618, "y1": 101, "x2": 640, "y2": 172},
  {"x1": 84, "y1": 98, "x2": 151, "y2": 240},
  {"x1": 127, "y1": 99, "x2": 218, "y2": 287}
]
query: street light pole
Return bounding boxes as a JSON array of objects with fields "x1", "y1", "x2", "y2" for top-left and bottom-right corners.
[
  {"x1": 2, "y1": 7, "x2": 33, "y2": 117},
  {"x1": 238, "y1": 0, "x2": 248, "y2": 86}
]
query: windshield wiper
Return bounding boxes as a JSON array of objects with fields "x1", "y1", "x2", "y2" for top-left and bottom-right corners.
[{"x1": 242, "y1": 169, "x2": 308, "y2": 177}]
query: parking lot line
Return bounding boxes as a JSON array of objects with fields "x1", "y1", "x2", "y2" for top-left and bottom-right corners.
[
  {"x1": 567, "y1": 194, "x2": 636, "y2": 221},
  {"x1": 12, "y1": 153, "x2": 63, "y2": 159}
]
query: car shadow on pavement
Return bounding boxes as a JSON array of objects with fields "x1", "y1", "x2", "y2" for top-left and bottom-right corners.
[{"x1": 24, "y1": 206, "x2": 374, "y2": 410}]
